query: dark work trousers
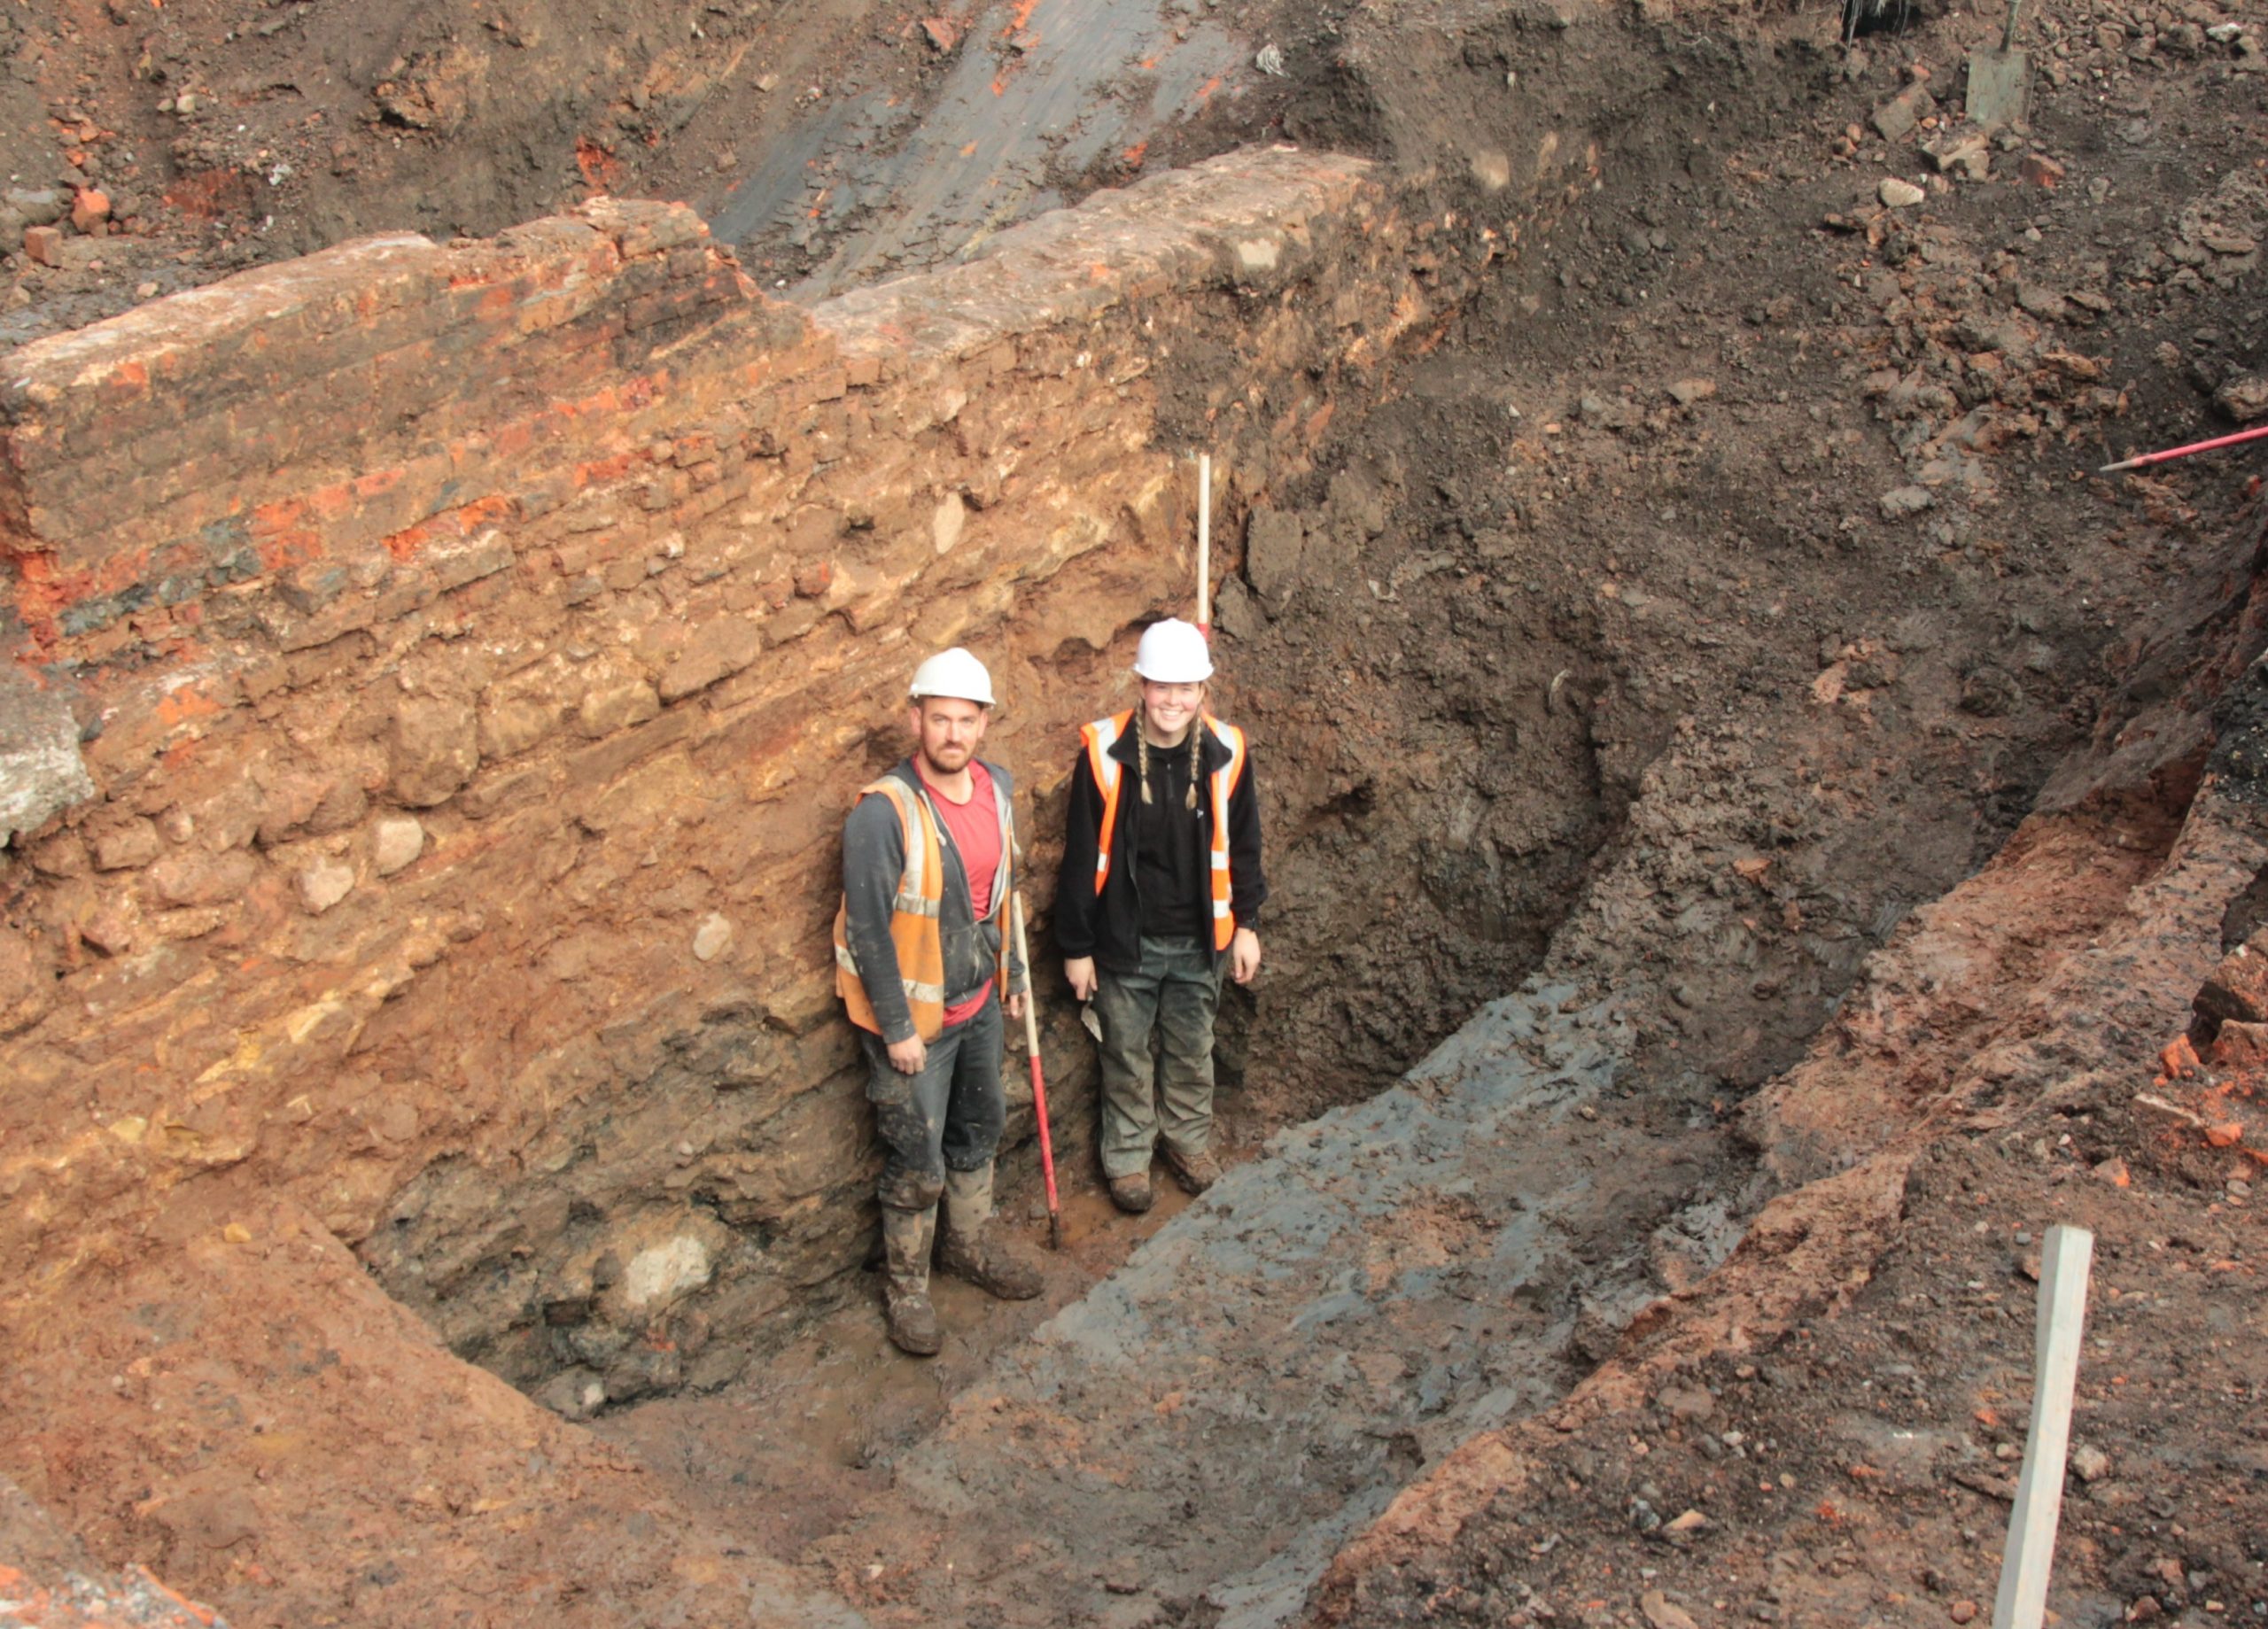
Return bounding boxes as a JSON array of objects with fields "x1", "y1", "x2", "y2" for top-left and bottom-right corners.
[
  {"x1": 859, "y1": 989, "x2": 1007, "y2": 1213},
  {"x1": 1092, "y1": 935, "x2": 1222, "y2": 1180}
]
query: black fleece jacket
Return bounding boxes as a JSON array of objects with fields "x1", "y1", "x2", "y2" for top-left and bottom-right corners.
[{"x1": 1053, "y1": 718, "x2": 1266, "y2": 974}]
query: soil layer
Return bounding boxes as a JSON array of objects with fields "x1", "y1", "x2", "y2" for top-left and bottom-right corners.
[{"x1": 3, "y1": 0, "x2": 2266, "y2": 1625}]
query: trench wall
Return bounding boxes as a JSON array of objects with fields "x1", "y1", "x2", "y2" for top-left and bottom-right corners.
[{"x1": 0, "y1": 147, "x2": 1457, "y2": 1398}]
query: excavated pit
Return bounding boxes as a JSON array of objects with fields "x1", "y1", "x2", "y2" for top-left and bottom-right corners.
[{"x1": 4, "y1": 0, "x2": 2267, "y2": 1625}]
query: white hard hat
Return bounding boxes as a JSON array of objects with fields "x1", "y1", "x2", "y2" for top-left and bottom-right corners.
[
  {"x1": 908, "y1": 647, "x2": 996, "y2": 707},
  {"x1": 1132, "y1": 618, "x2": 1214, "y2": 683}
]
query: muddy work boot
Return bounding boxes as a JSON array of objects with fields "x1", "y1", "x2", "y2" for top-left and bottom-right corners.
[
  {"x1": 880, "y1": 1203, "x2": 943, "y2": 1356},
  {"x1": 936, "y1": 1164, "x2": 1044, "y2": 1300},
  {"x1": 1107, "y1": 1170, "x2": 1153, "y2": 1214},
  {"x1": 1162, "y1": 1145, "x2": 1223, "y2": 1195}
]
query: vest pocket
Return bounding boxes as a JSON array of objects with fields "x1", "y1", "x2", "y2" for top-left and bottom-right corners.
[{"x1": 940, "y1": 918, "x2": 999, "y2": 1006}]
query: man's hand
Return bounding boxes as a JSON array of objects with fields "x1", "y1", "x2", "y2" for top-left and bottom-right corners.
[
  {"x1": 1007, "y1": 989, "x2": 1027, "y2": 1020},
  {"x1": 887, "y1": 1036, "x2": 927, "y2": 1074},
  {"x1": 1230, "y1": 927, "x2": 1262, "y2": 986},
  {"x1": 1064, "y1": 956, "x2": 1098, "y2": 1001}
]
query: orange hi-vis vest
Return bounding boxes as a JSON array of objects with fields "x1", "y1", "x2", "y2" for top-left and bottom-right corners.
[
  {"x1": 833, "y1": 774, "x2": 1014, "y2": 1041},
  {"x1": 1079, "y1": 710, "x2": 1248, "y2": 951}
]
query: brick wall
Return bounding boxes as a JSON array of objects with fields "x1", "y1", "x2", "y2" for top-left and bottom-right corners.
[{"x1": 0, "y1": 147, "x2": 1449, "y2": 1400}]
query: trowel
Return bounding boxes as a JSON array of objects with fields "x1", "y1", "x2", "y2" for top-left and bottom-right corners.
[{"x1": 1965, "y1": 0, "x2": 2031, "y2": 130}]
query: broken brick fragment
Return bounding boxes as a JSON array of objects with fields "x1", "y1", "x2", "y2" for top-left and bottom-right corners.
[
  {"x1": 70, "y1": 185, "x2": 112, "y2": 233},
  {"x1": 2208, "y1": 1019, "x2": 2268, "y2": 1071},
  {"x1": 2017, "y1": 152, "x2": 2066, "y2": 187}
]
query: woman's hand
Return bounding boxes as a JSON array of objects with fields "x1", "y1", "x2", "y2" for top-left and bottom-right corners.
[
  {"x1": 1064, "y1": 956, "x2": 1098, "y2": 1001},
  {"x1": 1231, "y1": 927, "x2": 1262, "y2": 985}
]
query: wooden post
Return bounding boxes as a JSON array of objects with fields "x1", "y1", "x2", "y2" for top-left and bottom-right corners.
[
  {"x1": 1992, "y1": 1223, "x2": 2094, "y2": 1629},
  {"x1": 1196, "y1": 452, "x2": 1211, "y2": 631}
]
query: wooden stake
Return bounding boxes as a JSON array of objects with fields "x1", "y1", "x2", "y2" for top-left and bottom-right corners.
[
  {"x1": 1196, "y1": 452, "x2": 1211, "y2": 631},
  {"x1": 1992, "y1": 1223, "x2": 2094, "y2": 1629}
]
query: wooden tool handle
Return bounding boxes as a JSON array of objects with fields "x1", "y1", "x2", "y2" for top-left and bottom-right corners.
[
  {"x1": 1197, "y1": 453, "x2": 1212, "y2": 629},
  {"x1": 1012, "y1": 893, "x2": 1042, "y2": 1059}
]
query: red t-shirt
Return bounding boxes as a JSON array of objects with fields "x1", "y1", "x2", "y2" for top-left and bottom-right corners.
[{"x1": 918, "y1": 760, "x2": 1002, "y2": 1026}]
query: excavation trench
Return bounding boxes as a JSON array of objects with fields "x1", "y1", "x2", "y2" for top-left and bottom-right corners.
[
  {"x1": 602, "y1": 981, "x2": 1728, "y2": 1628},
  {"x1": 574, "y1": 19, "x2": 2155, "y2": 1625},
  {"x1": 4, "y1": 0, "x2": 2254, "y2": 1623},
  {"x1": 1, "y1": 121, "x2": 1657, "y2": 1629},
  {"x1": 568, "y1": 8, "x2": 2219, "y2": 1616}
]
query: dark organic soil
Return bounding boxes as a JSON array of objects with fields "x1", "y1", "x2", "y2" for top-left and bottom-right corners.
[
  {"x1": 5, "y1": 0, "x2": 2268, "y2": 1625},
  {"x1": 616, "y1": 0, "x2": 2268, "y2": 1619},
  {"x1": 1324, "y1": 1133, "x2": 2268, "y2": 1629}
]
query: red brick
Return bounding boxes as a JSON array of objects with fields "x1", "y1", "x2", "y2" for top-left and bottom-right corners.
[
  {"x1": 69, "y1": 186, "x2": 112, "y2": 233},
  {"x1": 0, "y1": 158, "x2": 1415, "y2": 1390},
  {"x1": 255, "y1": 529, "x2": 323, "y2": 572},
  {"x1": 2017, "y1": 153, "x2": 2065, "y2": 188}
]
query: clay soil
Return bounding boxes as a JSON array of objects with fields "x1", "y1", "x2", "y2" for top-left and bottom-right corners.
[{"x1": 4, "y1": 0, "x2": 2267, "y2": 1625}]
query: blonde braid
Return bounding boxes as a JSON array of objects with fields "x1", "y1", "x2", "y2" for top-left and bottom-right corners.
[
  {"x1": 1137, "y1": 726, "x2": 1153, "y2": 805},
  {"x1": 1184, "y1": 713, "x2": 1202, "y2": 811}
]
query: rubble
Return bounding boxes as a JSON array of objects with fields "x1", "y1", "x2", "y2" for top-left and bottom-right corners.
[
  {"x1": 2217, "y1": 373, "x2": 2268, "y2": 423},
  {"x1": 1871, "y1": 81, "x2": 1938, "y2": 142}
]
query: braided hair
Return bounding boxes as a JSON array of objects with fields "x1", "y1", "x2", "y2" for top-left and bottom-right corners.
[{"x1": 1135, "y1": 694, "x2": 1207, "y2": 811}]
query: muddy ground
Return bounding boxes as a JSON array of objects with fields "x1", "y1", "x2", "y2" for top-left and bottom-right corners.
[{"x1": 4, "y1": 0, "x2": 2267, "y2": 1625}]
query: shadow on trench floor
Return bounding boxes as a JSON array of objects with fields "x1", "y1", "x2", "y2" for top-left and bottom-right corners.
[
  {"x1": 595, "y1": 981, "x2": 1746, "y2": 1628},
  {"x1": 593, "y1": 1172, "x2": 1208, "y2": 1563}
]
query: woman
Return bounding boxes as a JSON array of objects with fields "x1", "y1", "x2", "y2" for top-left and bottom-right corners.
[{"x1": 1055, "y1": 618, "x2": 1266, "y2": 1213}]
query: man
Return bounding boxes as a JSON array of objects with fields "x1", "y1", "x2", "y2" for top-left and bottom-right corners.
[
  {"x1": 833, "y1": 647, "x2": 1043, "y2": 1355},
  {"x1": 1055, "y1": 618, "x2": 1266, "y2": 1214}
]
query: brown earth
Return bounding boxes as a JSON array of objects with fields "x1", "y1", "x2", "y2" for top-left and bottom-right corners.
[{"x1": 4, "y1": 0, "x2": 2267, "y2": 1625}]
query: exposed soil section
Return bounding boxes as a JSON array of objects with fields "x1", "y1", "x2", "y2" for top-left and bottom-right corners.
[
  {"x1": 4, "y1": 1191, "x2": 865, "y2": 1629},
  {"x1": 4, "y1": 0, "x2": 2268, "y2": 1625},
  {"x1": 1311, "y1": 552, "x2": 2268, "y2": 1625},
  {"x1": 1196, "y1": 0, "x2": 2261, "y2": 1131},
  {"x1": 0, "y1": 0, "x2": 1314, "y2": 344},
  {"x1": 564, "y1": 2, "x2": 2267, "y2": 1624}
]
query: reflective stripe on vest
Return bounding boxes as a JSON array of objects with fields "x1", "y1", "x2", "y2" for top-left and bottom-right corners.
[
  {"x1": 1205, "y1": 718, "x2": 1247, "y2": 950},
  {"x1": 1080, "y1": 710, "x2": 1132, "y2": 890},
  {"x1": 1082, "y1": 711, "x2": 1248, "y2": 951},
  {"x1": 833, "y1": 774, "x2": 1015, "y2": 1041}
]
